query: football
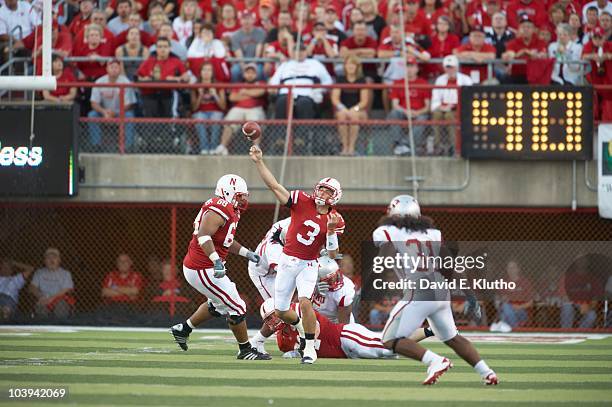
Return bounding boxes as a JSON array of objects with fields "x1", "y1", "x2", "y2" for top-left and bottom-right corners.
[{"x1": 242, "y1": 121, "x2": 262, "y2": 141}]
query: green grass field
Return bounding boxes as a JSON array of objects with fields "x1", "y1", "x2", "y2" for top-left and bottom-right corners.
[{"x1": 1, "y1": 328, "x2": 612, "y2": 407}]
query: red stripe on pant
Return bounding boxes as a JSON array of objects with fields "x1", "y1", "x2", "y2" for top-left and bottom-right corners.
[
  {"x1": 381, "y1": 302, "x2": 409, "y2": 340},
  {"x1": 259, "y1": 276, "x2": 272, "y2": 298},
  {"x1": 342, "y1": 328, "x2": 382, "y2": 344},
  {"x1": 197, "y1": 270, "x2": 244, "y2": 314},
  {"x1": 340, "y1": 334, "x2": 386, "y2": 349}
]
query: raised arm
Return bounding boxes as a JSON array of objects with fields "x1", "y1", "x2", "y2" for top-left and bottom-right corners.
[{"x1": 249, "y1": 145, "x2": 290, "y2": 204}]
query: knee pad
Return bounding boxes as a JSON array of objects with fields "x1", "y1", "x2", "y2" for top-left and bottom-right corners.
[
  {"x1": 226, "y1": 313, "x2": 246, "y2": 325},
  {"x1": 208, "y1": 302, "x2": 222, "y2": 318}
]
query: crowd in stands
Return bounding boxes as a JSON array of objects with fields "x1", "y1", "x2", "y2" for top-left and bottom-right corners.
[{"x1": 1, "y1": 0, "x2": 612, "y2": 155}]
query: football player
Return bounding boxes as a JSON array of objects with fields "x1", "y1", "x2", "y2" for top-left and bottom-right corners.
[
  {"x1": 170, "y1": 174, "x2": 271, "y2": 360},
  {"x1": 248, "y1": 217, "x2": 291, "y2": 354},
  {"x1": 312, "y1": 255, "x2": 356, "y2": 324},
  {"x1": 250, "y1": 145, "x2": 345, "y2": 364},
  {"x1": 261, "y1": 299, "x2": 433, "y2": 359},
  {"x1": 373, "y1": 195, "x2": 498, "y2": 385}
]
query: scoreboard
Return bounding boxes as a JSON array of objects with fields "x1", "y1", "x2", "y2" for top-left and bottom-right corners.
[
  {"x1": 460, "y1": 86, "x2": 593, "y2": 160},
  {"x1": 0, "y1": 103, "x2": 78, "y2": 197}
]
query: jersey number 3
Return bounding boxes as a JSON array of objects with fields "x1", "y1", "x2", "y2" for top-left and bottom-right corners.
[{"x1": 296, "y1": 220, "x2": 320, "y2": 246}]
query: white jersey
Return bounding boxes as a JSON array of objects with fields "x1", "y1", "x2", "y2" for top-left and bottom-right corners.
[
  {"x1": 312, "y1": 275, "x2": 356, "y2": 323},
  {"x1": 249, "y1": 217, "x2": 291, "y2": 277}
]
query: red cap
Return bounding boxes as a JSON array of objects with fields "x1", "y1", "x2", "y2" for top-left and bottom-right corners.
[
  {"x1": 260, "y1": 0, "x2": 274, "y2": 9},
  {"x1": 239, "y1": 10, "x2": 256, "y2": 19},
  {"x1": 593, "y1": 26, "x2": 605, "y2": 37},
  {"x1": 518, "y1": 14, "x2": 534, "y2": 25}
]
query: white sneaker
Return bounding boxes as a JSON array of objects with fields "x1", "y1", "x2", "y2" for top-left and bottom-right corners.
[
  {"x1": 199, "y1": 149, "x2": 209, "y2": 155},
  {"x1": 489, "y1": 321, "x2": 501, "y2": 332},
  {"x1": 498, "y1": 321, "x2": 512, "y2": 333},
  {"x1": 282, "y1": 350, "x2": 301, "y2": 359},
  {"x1": 423, "y1": 357, "x2": 453, "y2": 385},
  {"x1": 301, "y1": 342, "x2": 317, "y2": 364},
  {"x1": 213, "y1": 145, "x2": 228, "y2": 155}
]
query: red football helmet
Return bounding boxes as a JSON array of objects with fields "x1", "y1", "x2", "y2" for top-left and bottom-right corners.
[{"x1": 317, "y1": 256, "x2": 344, "y2": 291}]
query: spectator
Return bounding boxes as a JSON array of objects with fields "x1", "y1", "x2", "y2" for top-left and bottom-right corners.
[
  {"x1": 68, "y1": 0, "x2": 95, "y2": 38},
  {"x1": 497, "y1": 260, "x2": 534, "y2": 329},
  {"x1": 150, "y1": 22, "x2": 188, "y2": 60},
  {"x1": 370, "y1": 296, "x2": 394, "y2": 326},
  {"x1": 0, "y1": 258, "x2": 33, "y2": 321},
  {"x1": 600, "y1": 11, "x2": 612, "y2": 41},
  {"x1": 73, "y1": 9, "x2": 116, "y2": 56},
  {"x1": 145, "y1": 12, "x2": 169, "y2": 36},
  {"x1": 331, "y1": 56, "x2": 370, "y2": 156},
  {"x1": 115, "y1": 27, "x2": 151, "y2": 81},
  {"x1": 386, "y1": 57, "x2": 431, "y2": 156},
  {"x1": 172, "y1": 0, "x2": 199, "y2": 44},
  {"x1": 307, "y1": 22, "x2": 339, "y2": 75},
  {"x1": 264, "y1": 10, "x2": 294, "y2": 44},
  {"x1": 485, "y1": 12, "x2": 514, "y2": 59},
  {"x1": 506, "y1": 0, "x2": 548, "y2": 29},
  {"x1": 88, "y1": 59, "x2": 137, "y2": 152},
  {"x1": 345, "y1": 7, "x2": 377, "y2": 39},
  {"x1": 447, "y1": 0, "x2": 469, "y2": 36},
  {"x1": 263, "y1": 26, "x2": 294, "y2": 78},
  {"x1": 258, "y1": 0, "x2": 277, "y2": 33},
  {"x1": 218, "y1": 63, "x2": 267, "y2": 155},
  {"x1": 358, "y1": 0, "x2": 386, "y2": 40},
  {"x1": 107, "y1": 0, "x2": 133, "y2": 35},
  {"x1": 421, "y1": 0, "x2": 449, "y2": 34},
  {"x1": 560, "y1": 256, "x2": 605, "y2": 329},
  {"x1": 467, "y1": 0, "x2": 500, "y2": 31},
  {"x1": 73, "y1": 24, "x2": 114, "y2": 81},
  {"x1": 584, "y1": 6, "x2": 601, "y2": 40},
  {"x1": 568, "y1": 12, "x2": 586, "y2": 44},
  {"x1": 378, "y1": 24, "x2": 432, "y2": 62},
  {"x1": 190, "y1": 62, "x2": 226, "y2": 155},
  {"x1": 549, "y1": 23, "x2": 584, "y2": 85},
  {"x1": 427, "y1": 15, "x2": 461, "y2": 80},
  {"x1": 454, "y1": 26, "x2": 496, "y2": 84},
  {"x1": 582, "y1": 0, "x2": 612, "y2": 23},
  {"x1": 41, "y1": 55, "x2": 77, "y2": 103},
  {"x1": 502, "y1": 16, "x2": 547, "y2": 84},
  {"x1": 184, "y1": 18, "x2": 204, "y2": 49},
  {"x1": 402, "y1": 0, "x2": 433, "y2": 40},
  {"x1": 157, "y1": 259, "x2": 182, "y2": 297},
  {"x1": 113, "y1": 13, "x2": 156, "y2": 48},
  {"x1": 137, "y1": 37, "x2": 189, "y2": 118},
  {"x1": 29, "y1": 248, "x2": 74, "y2": 319},
  {"x1": 323, "y1": 6, "x2": 347, "y2": 41},
  {"x1": 154, "y1": 0, "x2": 178, "y2": 21},
  {"x1": 546, "y1": 3, "x2": 568, "y2": 41},
  {"x1": 187, "y1": 22, "x2": 226, "y2": 59},
  {"x1": 101, "y1": 253, "x2": 144, "y2": 312},
  {"x1": 215, "y1": 3, "x2": 239, "y2": 43},
  {"x1": 0, "y1": 0, "x2": 40, "y2": 65},
  {"x1": 230, "y1": 10, "x2": 266, "y2": 81},
  {"x1": 431, "y1": 55, "x2": 473, "y2": 156},
  {"x1": 21, "y1": 22, "x2": 73, "y2": 74},
  {"x1": 340, "y1": 21, "x2": 378, "y2": 80},
  {"x1": 582, "y1": 27, "x2": 612, "y2": 120}
]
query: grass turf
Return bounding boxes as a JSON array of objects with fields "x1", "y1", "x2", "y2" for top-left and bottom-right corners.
[{"x1": 1, "y1": 329, "x2": 611, "y2": 407}]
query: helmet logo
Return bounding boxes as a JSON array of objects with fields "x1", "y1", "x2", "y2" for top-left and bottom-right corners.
[{"x1": 230, "y1": 178, "x2": 236, "y2": 186}]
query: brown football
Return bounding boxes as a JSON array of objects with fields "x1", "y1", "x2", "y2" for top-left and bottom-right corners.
[{"x1": 242, "y1": 121, "x2": 262, "y2": 141}]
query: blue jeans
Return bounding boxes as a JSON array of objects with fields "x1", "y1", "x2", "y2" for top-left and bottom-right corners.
[
  {"x1": 88, "y1": 110, "x2": 135, "y2": 150},
  {"x1": 500, "y1": 302, "x2": 528, "y2": 328},
  {"x1": 560, "y1": 303, "x2": 597, "y2": 329},
  {"x1": 193, "y1": 111, "x2": 224, "y2": 151}
]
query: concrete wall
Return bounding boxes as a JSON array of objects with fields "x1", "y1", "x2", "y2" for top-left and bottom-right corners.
[{"x1": 70, "y1": 154, "x2": 597, "y2": 207}]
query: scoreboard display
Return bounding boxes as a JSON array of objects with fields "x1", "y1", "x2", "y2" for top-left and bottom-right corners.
[
  {"x1": 460, "y1": 86, "x2": 593, "y2": 160},
  {"x1": 0, "y1": 103, "x2": 78, "y2": 197}
]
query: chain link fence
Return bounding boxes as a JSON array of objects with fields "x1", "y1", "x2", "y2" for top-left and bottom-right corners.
[{"x1": 1, "y1": 203, "x2": 611, "y2": 331}]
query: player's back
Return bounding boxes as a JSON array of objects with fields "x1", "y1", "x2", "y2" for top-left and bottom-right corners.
[{"x1": 184, "y1": 197, "x2": 239, "y2": 270}]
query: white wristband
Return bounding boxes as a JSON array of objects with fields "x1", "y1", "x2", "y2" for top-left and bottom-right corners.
[
  {"x1": 326, "y1": 233, "x2": 339, "y2": 251},
  {"x1": 238, "y1": 247, "x2": 250, "y2": 257},
  {"x1": 198, "y1": 235, "x2": 212, "y2": 246},
  {"x1": 209, "y1": 252, "x2": 220, "y2": 262}
]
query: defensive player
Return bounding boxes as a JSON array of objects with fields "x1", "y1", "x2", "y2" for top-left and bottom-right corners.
[
  {"x1": 248, "y1": 217, "x2": 291, "y2": 354},
  {"x1": 262, "y1": 299, "x2": 433, "y2": 359},
  {"x1": 373, "y1": 195, "x2": 498, "y2": 385},
  {"x1": 312, "y1": 255, "x2": 356, "y2": 324},
  {"x1": 170, "y1": 174, "x2": 270, "y2": 360},
  {"x1": 250, "y1": 145, "x2": 345, "y2": 364}
]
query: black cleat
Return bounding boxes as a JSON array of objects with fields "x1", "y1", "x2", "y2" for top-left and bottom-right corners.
[
  {"x1": 237, "y1": 347, "x2": 272, "y2": 360},
  {"x1": 170, "y1": 324, "x2": 190, "y2": 351}
]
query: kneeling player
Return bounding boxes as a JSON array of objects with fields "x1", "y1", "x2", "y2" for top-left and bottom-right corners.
[
  {"x1": 261, "y1": 299, "x2": 433, "y2": 359},
  {"x1": 170, "y1": 174, "x2": 270, "y2": 360},
  {"x1": 312, "y1": 255, "x2": 356, "y2": 324}
]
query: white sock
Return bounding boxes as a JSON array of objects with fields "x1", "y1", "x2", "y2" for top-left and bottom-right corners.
[
  {"x1": 186, "y1": 319, "x2": 196, "y2": 329},
  {"x1": 292, "y1": 317, "x2": 305, "y2": 338},
  {"x1": 421, "y1": 350, "x2": 442, "y2": 366},
  {"x1": 252, "y1": 330, "x2": 267, "y2": 343},
  {"x1": 474, "y1": 360, "x2": 493, "y2": 376},
  {"x1": 305, "y1": 339, "x2": 315, "y2": 351}
]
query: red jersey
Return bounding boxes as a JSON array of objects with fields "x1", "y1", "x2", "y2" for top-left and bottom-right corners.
[
  {"x1": 136, "y1": 56, "x2": 187, "y2": 94},
  {"x1": 506, "y1": 0, "x2": 547, "y2": 29},
  {"x1": 72, "y1": 42, "x2": 114, "y2": 79},
  {"x1": 102, "y1": 270, "x2": 144, "y2": 303},
  {"x1": 283, "y1": 190, "x2": 345, "y2": 261},
  {"x1": 390, "y1": 78, "x2": 430, "y2": 110},
  {"x1": 229, "y1": 81, "x2": 266, "y2": 108},
  {"x1": 49, "y1": 68, "x2": 76, "y2": 97},
  {"x1": 582, "y1": 40, "x2": 612, "y2": 85},
  {"x1": 215, "y1": 20, "x2": 239, "y2": 40},
  {"x1": 113, "y1": 29, "x2": 156, "y2": 48},
  {"x1": 455, "y1": 42, "x2": 496, "y2": 83},
  {"x1": 505, "y1": 36, "x2": 547, "y2": 77},
  {"x1": 183, "y1": 197, "x2": 240, "y2": 270},
  {"x1": 276, "y1": 304, "x2": 346, "y2": 358}
]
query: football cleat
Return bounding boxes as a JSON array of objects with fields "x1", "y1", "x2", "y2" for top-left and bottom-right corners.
[
  {"x1": 483, "y1": 372, "x2": 499, "y2": 385},
  {"x1": 252, "y1": 339, "x2": 268, "y2": 355},
  {"x1": 170, "y1": 324, "x2": 190, "y2": 351},
  {"x1": 237, "y1": 347, "x2": 272, "y2": 360},
  {"x1": 300, "y1": 344, "x2": 317, "y2": 365},
  {"x1": 422, "y1": 357, "x2": 453, "y2": 385}
]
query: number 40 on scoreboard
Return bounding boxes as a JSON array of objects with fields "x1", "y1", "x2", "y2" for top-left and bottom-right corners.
[{"x1": 460, "y1": 86, "x2": 593, "y2": 160}]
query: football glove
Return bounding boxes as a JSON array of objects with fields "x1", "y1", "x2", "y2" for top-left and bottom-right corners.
[
  {"x1": 213, "y1": 259, "x2": 226, "y2": 278},
  {"x1": 317, "y1": 281, "x2": 330, "y2": 294},
  {"x1": 464, "y1": 293, "x2": 482, "y2": 320},
  {"x1": 246, "y1": 251, "x2": 261, "y2": 265}
]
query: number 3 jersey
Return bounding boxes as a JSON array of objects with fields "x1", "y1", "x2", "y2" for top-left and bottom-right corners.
[
  {"x1": 283, "y1": 190, "x2": 346, "y2": 260},
  {"x1": 183, "y1": 197, "x2": 239, "y2": 270}
]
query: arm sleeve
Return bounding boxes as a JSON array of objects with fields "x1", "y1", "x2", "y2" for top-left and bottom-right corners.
[
  {"x1": 90, "y1": 86, "x2": 102, "y2": 103},
  {"x1": 64, "y1": 272, "x2": 74, "y2": 290}
]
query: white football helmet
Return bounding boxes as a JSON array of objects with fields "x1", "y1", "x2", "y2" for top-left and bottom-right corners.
[
  {"x1": 260, "y1": 298, "x2": 283, "y2": 331},
  {"x1": 314, "y1": 177, "x2": 342, "y2": 206},
  {"x1": 387, "y1": 194, "x2": 421, "y2": 218},
  {"x1": 318, "y1": 256, "x2": 344, "y2": 291},
  {"x1": 215, "y1": 174, "x2": 249, "y2": 211}
]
